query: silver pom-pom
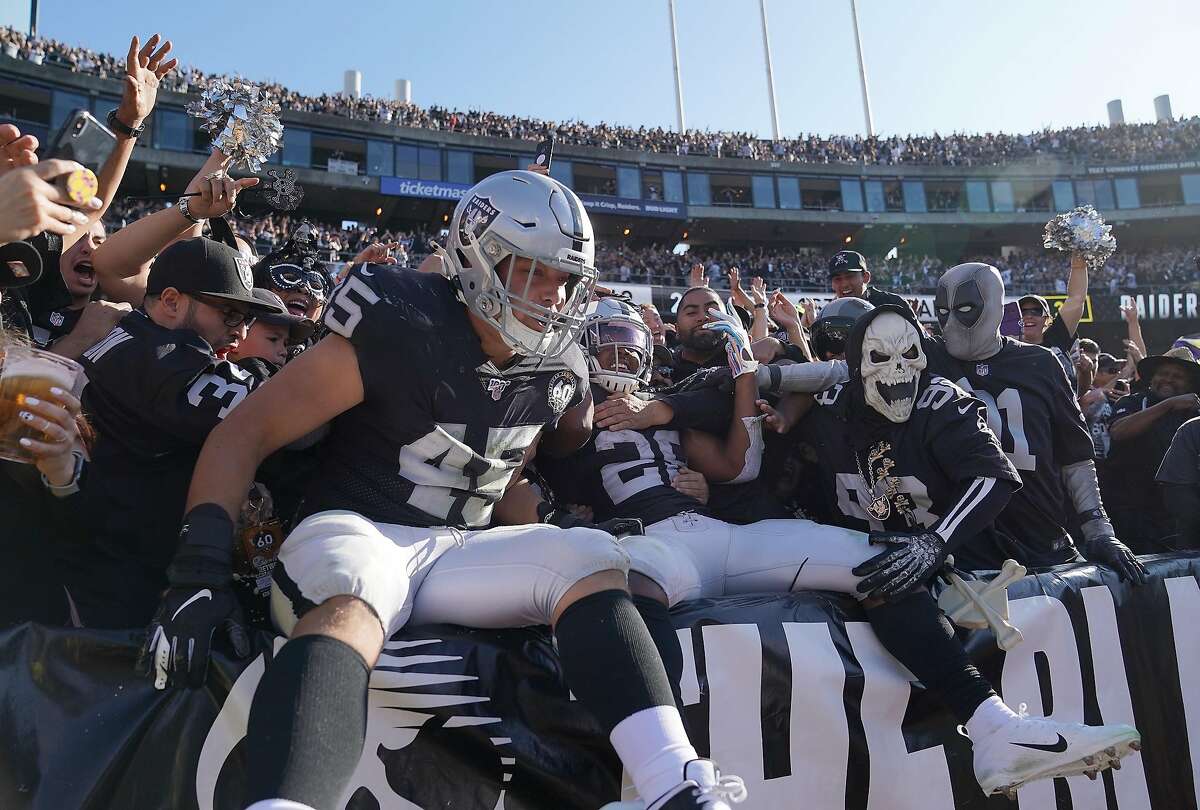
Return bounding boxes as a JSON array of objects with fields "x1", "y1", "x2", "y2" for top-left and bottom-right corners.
[
  {"x1": 186, "y1": 80, "x2": 283, "y2": 172},
  {"x1": 1042, "y1": 205, "x2": 1117, "y2": 267}
]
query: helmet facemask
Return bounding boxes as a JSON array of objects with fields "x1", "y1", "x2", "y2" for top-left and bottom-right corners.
[
  {"x1": 860, "y1": 312, "x2": 927, "y2": 423},
  {"x1": 585, "y1": 314, "x2": 652, "y2": 394}
]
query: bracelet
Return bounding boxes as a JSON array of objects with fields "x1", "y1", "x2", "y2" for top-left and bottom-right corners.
[
  {"x1": 42, "y1": 451, "x2": 84, "y2": 497},
  {"x1": 753, "y1": 303, "x2": 766, "y2": 309},
  {"x1": 176, "y1": 196, "x2": 205, "y2": 224},
  {"x1": 106, "y1": 108, "x2": 145, "y2": 139}
]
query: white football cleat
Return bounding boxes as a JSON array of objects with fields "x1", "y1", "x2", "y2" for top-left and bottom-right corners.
[
  {"x1": 599, "y1": 760, "x2": 747, "y2": 810},
  {"x1": 966, "y1": 703, "x2": 1141, "y2": 799}
]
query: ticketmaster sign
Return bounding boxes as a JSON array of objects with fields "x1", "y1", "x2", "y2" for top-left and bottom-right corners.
[
  {"x1": 380, "y1": 176, "x2": 685, "y2": 218},
  {"x1": 380, "y1": 176, "x2": 472, "y2": 200}
]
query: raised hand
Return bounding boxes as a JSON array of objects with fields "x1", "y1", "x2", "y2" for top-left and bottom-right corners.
[
  {"x1": 119, "y1": 34, "x2": 178, "y2": 130},
  {"x1": 0, "y1": 160, "x2": 103, "y2": 242},
  {"x1": 800, "y1": 298, "x2": 817, "y2": 328},
  {"x1": 0, "y1": 123, "x2": 38, "y2": 175},
  {"x1": 187, "y1": 171, "x2": 260, "y2": 219},
  {"x1": 727, "y1": 267, "x2": 754, "y2": 311},
  {"x1": 689, "y1": 262, "x2": 708, "y2": 289},
  {"x1": 352, "y1": 241, "x2": 401, "y2": 266},
  {"x1": 749, "y1": 275, "x2": 767, "y2": 307},
  {"x1": 768, "y1": 290, "x2": 800, "y2": 329}
]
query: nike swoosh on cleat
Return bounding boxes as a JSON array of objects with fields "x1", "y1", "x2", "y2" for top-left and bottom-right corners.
[
  {"x1": 1010, "y1": 734, "x2": 1068, "y2": 753},
  {"x1": 171, "y1": 589, "x2": 213, "y2": 621}
]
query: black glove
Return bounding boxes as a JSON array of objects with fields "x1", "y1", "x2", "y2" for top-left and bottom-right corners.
[
  {"x1": 539, "y1": 502, "x2": 645, "y2": 538},
  {"x1": 1083, "y1": 535, "x2": 1148, "y2": 585},
  {"x1": 853, "y1": 529, "x2": 949, "y2": 601},
  {"x1": 136, "y1": 504, "x2": 251, "y2": 689}
]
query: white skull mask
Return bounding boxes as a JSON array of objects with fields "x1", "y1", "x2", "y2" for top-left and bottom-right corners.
[{"x1": 860, "y1": 312, "x2": 927, "y2": 423}]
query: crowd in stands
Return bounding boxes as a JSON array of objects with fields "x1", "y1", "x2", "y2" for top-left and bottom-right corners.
[
  {"x1": 596, "y1": 243, "x2": 1200, "y2": 293},
  {"x1": 3, "y1": 27, "x2": 1200, "y2": 810},
  {"x1": 5, "y1": 26, "x2": 1200, "y2": 168}
]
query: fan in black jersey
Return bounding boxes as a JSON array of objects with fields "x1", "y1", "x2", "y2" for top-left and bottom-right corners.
[
  {"x1": 932, "y1": 262, "x2": 1145, "y2": 579},
  {"x1": 537, "y1": 298, "x2": 1140, "y2": 798},
  {"x1": 140, "y1": 171, "x2": 745, "y2": 810},
  {"x1": 68, "y1": 237, "x2": 282, "y2": 628}
]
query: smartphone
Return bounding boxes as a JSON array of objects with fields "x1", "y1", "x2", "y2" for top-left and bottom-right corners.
[
  {"x1": 534, "y1": 135, "x2": 555, "y2": 170},
  {"x1": 1112, "y1": 379, "x2": 1130, "y2": 395},
  {"x1": 1000, "y1": 301, "x2": 1023, "y2": 337},
  {"x1": 47, "y1": 109, "x2": 117, "y2": 169}
]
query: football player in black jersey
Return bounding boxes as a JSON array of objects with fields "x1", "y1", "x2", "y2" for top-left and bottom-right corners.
[
  {"x1": 140, "y1": 172, "x2": 745, "y2": 810},
  {"x1": 546, "y1": 299, "x2": 1139, "y2": 797},
  {"x1": 754, "y1": 262, "x2": 1146, "y2": 580}
]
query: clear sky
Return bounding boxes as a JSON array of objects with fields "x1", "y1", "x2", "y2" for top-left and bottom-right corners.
[{"x1": 8, "y1": 0, "x2": 1199, "y2": 138}]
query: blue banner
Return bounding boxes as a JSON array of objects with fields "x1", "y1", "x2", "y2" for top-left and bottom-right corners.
[
  {"x1": 578, "y1": 194, "x2": 686, "y2": 219},
  {"x1": 379, "y1": 176, "x2": 473, "y2": 200}
]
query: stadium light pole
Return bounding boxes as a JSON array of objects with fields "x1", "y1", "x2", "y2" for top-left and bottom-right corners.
[
  {"x1": 848, "y1": 0, "x2": 875, "y2": 137},
  {"x1": 667, "y1": 0, "x2": 686, "y2": 134},
  {"x1": 759, "y1": 0, "x2": 782, "y2": 140}
]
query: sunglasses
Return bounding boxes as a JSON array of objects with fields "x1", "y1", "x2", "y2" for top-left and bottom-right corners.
[
  {"x1": 191, "y1": 294, "x2": 256, "y2": 328},
  {"x1": 269, "y1": 263, "x2": 328, "y2": 301}
]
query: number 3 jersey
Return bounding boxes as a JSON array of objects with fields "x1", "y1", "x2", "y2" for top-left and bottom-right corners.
[
  {"x1": 535, "y1": 384, "x2": 705, "y2": 525},
  {"x1": 302, "y1": 264, "x2": 586, "y2": 530},
  {"x1": 799, "y1": 375, "x2": 1021, "y2": 565}
]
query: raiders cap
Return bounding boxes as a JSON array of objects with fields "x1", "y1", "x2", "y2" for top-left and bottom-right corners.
[
  {"x1": 147, "y1": 237, "x2": 283, "y2": 314},
  {"x1": 828, "y1": 250, "x2": 867, "y2": 277}
]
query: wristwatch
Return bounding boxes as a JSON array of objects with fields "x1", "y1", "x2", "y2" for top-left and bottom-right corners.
[
  {"x1": 42, "y1": 451, "x2": 84, "y2": 497},
  {"x1": 106, "y1": 108, "x2": 145, "y2": 139},
  {"x1": 176, "y1": 195, "x2": 204, "y2": 224}
]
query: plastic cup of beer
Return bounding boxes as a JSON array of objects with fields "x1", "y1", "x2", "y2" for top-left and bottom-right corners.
[{"x1": 0, "y1": 345, "x2": 84, "y2": 464}]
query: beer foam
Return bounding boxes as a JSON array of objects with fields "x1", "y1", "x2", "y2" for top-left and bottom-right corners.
[{"x1": 2, "y1": 357, "x2": 78, "y2": 389}]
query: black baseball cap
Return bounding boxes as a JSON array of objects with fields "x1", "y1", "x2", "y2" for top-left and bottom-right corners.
[
  {"x1": 147, "y1": 237, "x2": 283, "y2": 314},
  {"x1": 1018, "y1": 294, "x2": 1051, "y2": 318},
  {"x1": 828, "y1": 250, "x2": 867, "y2": 277},
  {"x1": 251, "y1": 288, "x2": 316, "y2": 344},
  {"x1": 1096, "y1": 352, "x2": 1122, "y2": 372}
]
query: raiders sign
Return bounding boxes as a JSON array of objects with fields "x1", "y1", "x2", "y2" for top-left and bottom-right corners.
[{"x1": 459, "y1": 195, "x2": 501, "y2": 246}]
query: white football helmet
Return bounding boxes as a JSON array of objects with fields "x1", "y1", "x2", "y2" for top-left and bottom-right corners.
[
  {"x1": 439, "y1": 170, "x2": 596, "y2": 359},
  {"x1": 584, "y1": 297, "x2": 653, "y2": 394}
]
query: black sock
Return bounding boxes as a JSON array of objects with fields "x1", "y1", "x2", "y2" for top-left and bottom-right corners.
[
  {"x1": 633, "y1": 595, "x2": 684, "y2": 711},
  {"x1": 554, "y1": 589, "x2": 676, "y2": 733},
  {"x1": 244, "y1": 634, "x2": 370, "y2": 807},
  {"x1": 865, "y1": 590, "x2": 995, "y2": 724}
]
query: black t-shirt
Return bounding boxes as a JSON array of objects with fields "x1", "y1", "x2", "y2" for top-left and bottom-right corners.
[
  {"x1": 863, "y1": 286, "x2": 911, "y2": 311},
  {"x1": 925, "y1": 336, "x2": 1094, "y2": 565},
  {"x1": 1105, "y1": 394, "x2": 1195, "y2": 538},
  {"x1": 301, "y1": 264, "x2": 586, "y2": 529},
  {"x1": 1157, "y1": 416, "x2": 1200, "y2": 486},
  {"x1": 66, "y1": 309, "x2": 275, "y2": 626},
  {"x1": 29, "y1": 305, "x2": 82, "y2": 348},
  {"x1": 1040, "y1": 317, "x2": 1077, "y2": 391},
  {"x1": 799, "y1": 375, "x2": 1021, "y2": 567},
  {"x1": 668, "y1": 345, "x2": 723, "y2": 386},
  {"x1": 536, "y1": 384, "x2": 704, "y2": 526}
]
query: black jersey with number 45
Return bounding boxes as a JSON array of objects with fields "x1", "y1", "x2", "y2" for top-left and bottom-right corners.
[
  {"x1": 536, "y1": 384, "x2": 705, "y2": 526},
  {"x1": 301, "y1": 264, "x2": 587, "y2": 529},
  {"x1": 799, "y1": 375, "x2": 1020, "y2": 562},
  {"x1": 925, "y1": 337, "x2": 1095, "y2": 565}
]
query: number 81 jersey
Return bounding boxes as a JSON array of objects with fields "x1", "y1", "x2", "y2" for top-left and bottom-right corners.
[{"x1": 300, "y1": 265, "x2": 587, "y2": 529}]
